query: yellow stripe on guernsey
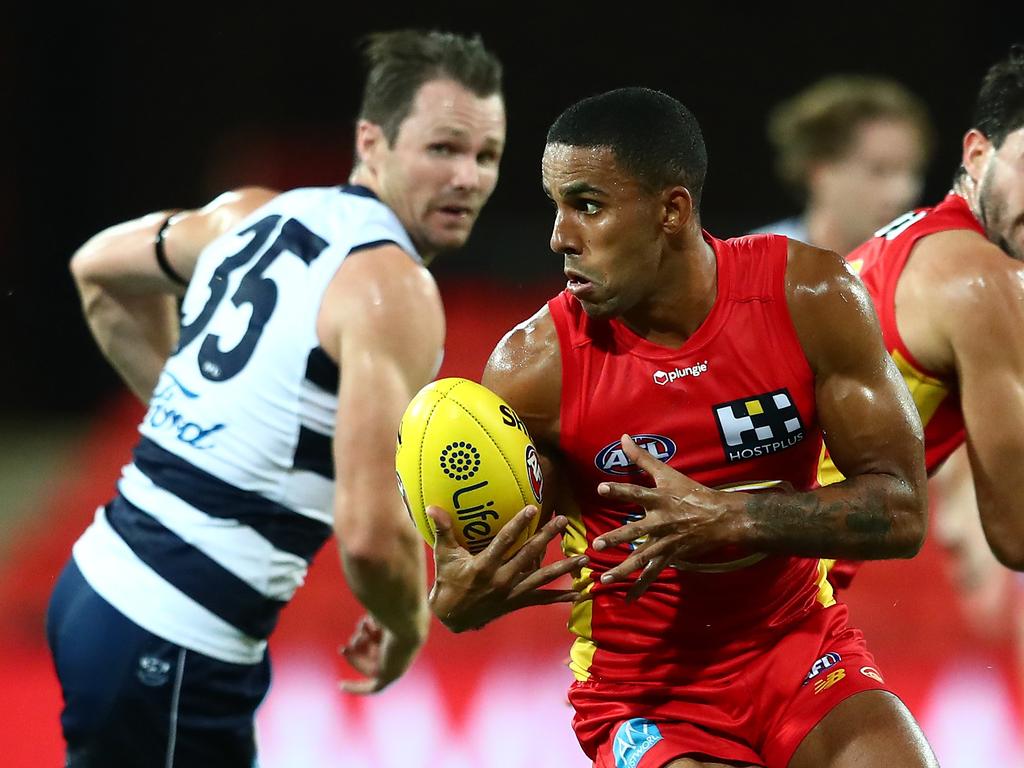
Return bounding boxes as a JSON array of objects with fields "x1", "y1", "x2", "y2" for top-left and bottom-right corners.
[
  {"x1": 561, "y1": 480, "x2": 835, "y2": 680},
  {"x1": 562, "y1": 499, "x2": 597, "y2": 680},
  {"x1": 817, "y1": 348, "x2": 951, "y2": 487},
  {"x1": 814, "y1": 558, "x2": 837, "y2": 608}
]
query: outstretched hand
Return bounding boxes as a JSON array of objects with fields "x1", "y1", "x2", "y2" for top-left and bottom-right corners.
[
  {"x1": 428, "y1": 504, "x2": 589, "y2": 633},
  {"x1": 592, "y1": 435, "x2": 737, "y2": 600},
  {"x1": 339, "y1": 614, "x2": 422, "y2": 695}
]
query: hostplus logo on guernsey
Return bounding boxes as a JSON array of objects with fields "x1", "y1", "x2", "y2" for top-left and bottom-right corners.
[
  {"x1": 713, "y1": 388, "x2": 806, "y2": 462},
  {"x1": 653, "y1": 361, "x2": 708, "y2": 385}
]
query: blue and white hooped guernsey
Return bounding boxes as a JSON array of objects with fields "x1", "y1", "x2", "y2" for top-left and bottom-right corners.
[{"x1": 73, "y1": 186, "x2": 420, "y2": 664}]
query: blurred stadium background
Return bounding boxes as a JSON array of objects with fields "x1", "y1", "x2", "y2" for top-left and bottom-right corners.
[{"x1": 5, "y1": 7, "x2": 1023, "y2": 766}]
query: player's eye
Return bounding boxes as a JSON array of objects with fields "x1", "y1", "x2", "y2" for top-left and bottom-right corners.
[
  {"x1": 428, "y1": 143, "x2": 456, "y2": 156},
  {"x1": 578, "y1": 200, "x2": 600, "y2": 215}
]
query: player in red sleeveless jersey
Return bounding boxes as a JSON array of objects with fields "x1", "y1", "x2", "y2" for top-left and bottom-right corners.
[
  {"x1": 818, "y1": 46, "x2": 1024, "y2": 588},
  {"x1": 427, "y1": 88, "x2": 936, "y2": 767}
]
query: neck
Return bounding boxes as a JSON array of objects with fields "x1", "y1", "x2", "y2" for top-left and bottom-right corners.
[
  {"x1": 952, "y1": 170, "x2": 985, "y2": 226},
  {"x1": 347, "y1": 167, "x2": 438, "y2": 266},
  {"x1": 348, "y1": 165, "x2": 379, "y2": 195},
  {"x1": 621, "y1": 231, "x2": 718, "y2": 348}
]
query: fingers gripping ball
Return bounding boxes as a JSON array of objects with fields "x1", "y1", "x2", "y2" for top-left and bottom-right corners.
[{"x1": 396, "y1": 378, "x2": 543, "y2": 555}]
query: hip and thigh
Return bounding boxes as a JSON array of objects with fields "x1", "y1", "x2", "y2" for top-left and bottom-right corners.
[
  {"x1": 47, "y1": 557, "x2": 271, "y2": 768},
  {"x1": 571, "y1": 605, "x2": 934, "y2": 768}
]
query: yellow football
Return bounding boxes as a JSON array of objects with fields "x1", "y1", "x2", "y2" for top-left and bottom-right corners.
[{"x1": 396, "y1": 378, "x2": 543, "y2": 555}]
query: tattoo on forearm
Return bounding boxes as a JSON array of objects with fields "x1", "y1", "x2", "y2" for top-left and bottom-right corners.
[{"x1": 744, "y1": 491, "x2": 894, "y2": 556}]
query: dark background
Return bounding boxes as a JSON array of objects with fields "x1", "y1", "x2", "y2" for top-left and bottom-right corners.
[{"x1": 7, "y1": 6, "x2": 1020, "y2": 415}]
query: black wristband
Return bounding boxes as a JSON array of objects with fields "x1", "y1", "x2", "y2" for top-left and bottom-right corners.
[{"x1": 155, "y1": 213, "x2": 188, "y2": 287}]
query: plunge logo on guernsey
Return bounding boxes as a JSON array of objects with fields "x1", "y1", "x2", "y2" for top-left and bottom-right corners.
[
  {"x1": 595, "y1": 435, "x2": 677, "y2": 476},
  {"x1": 653, "y1": 360, "x2": 708, "y2": 385},
  {"x1": 713, "y1": 388, "x2": 805, "y2": 463}
]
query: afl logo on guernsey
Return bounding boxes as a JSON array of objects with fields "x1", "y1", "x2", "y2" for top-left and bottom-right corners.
[
  {"x1": 595, "y1": 435, "x2": 677, "y2": 475},
  {"x1": 525, "y1": 445, "x2": 543, "y2": 504},
  {"x1": 803, "y1": 652, "x2": 842, "y2": 685}
]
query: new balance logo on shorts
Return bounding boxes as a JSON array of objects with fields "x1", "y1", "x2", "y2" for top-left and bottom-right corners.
[
  {"x1": 613, "y1": 718, "x2": 664, "y2": 768},
  {"x1": 713, "y1": 388, "x2": 805, "y2": 462}
]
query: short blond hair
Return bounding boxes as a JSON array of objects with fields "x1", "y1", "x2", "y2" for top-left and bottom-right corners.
[{"x1": 768, "y1": 76, "x2": 934, "y2": 200}]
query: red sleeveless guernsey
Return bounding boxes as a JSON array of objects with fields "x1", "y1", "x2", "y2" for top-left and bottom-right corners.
[
  {"x1": 550, "y1": 232, "x2": 835, "y2": 685},
  {"x1": 820, "y1": 194, "x2": 984, "y2": 588},
  {"x1": 817, "y1": 193, "x2": 984, "y2": 486}
]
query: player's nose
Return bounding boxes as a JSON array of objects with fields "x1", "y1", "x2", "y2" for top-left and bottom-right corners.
[
  {"x1": 550, "y1": 210, "x2": 581, "y2": 256},
  {"x1": 451, "y1": 155, "x2": 482, "y2": 192}
]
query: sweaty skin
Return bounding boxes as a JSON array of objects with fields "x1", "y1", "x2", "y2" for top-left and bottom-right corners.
[
  {"x1": 888, "y1": 126, "x2": 1024, "y2": 568},
  {"x1": 429, "y1": 140, "x2": 934, "y2": 768}
]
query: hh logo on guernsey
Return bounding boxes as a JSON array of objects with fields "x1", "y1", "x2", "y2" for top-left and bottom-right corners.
[
  {"x1": 713, "y1": 388, "x2": 805, "y2": 463},
  {"x1": 613, "y1": 718, "x2": 664, "y2": 768},
  {"x1": 860, "y1": 666, "x2": 885, "y2": 684},
  {"x1": 595, "y1": 435, "x2": 677, "y2": 475},
  {"x1": 653, "y1": 361, "x2": 708, "y2": 385},
  {"x1": 525, "y1": 445, "x2": 543, "y2": 504},
  {"x1": 803, "y1": 652, "x2": 842, "y2": 685}
]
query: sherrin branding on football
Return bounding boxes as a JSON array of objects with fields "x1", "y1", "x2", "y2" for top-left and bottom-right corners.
[{"x1": 395, "y1": 378, "x2": 542, "y2": 556}]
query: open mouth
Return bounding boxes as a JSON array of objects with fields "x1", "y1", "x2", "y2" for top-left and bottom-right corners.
[
  {"x1": 565, "y1": 269, "x2": 594, "y2": 296},
  {"x1": 436, "y1": 205, "x2": 474, "y2": 220}
]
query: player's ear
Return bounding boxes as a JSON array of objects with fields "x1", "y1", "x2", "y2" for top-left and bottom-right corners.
[
  {"x1": 962, "y1": 129, "x2": 993, "y2": 185},
  {"x1": 355, "y1": 119, "x2": 386, "y2": 169},
  {"x1": 662, "y1": 186, "x2": 694, "y2": 235}
]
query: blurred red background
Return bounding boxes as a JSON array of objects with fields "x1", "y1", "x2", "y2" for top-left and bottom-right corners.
[{"x1": 3, "y1": 279, "x2": 1021, "y2": 767}]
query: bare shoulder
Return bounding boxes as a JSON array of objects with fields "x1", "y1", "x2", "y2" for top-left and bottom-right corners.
[
  {"x1": 482, "y1": 305, "x2": 561, "y2": 441},
  {"x1": 175, "y1": 186, "x2": 280, "y2": 239},
  {"x1": 318, "y1": 244, "x2": 443, "y2": 363},
  {"x1": 784, "y1": 240, "x2": 879, "y2": 366},
  {"x1": 910, "y1": 229, "x2": 1024, "y2": 314},
  {"x1": 785, "y1": 239, "x2": 868, "y2": 306},
  {"x1": 910, "y1": 230, "x2": 1024, "y2": 354}
]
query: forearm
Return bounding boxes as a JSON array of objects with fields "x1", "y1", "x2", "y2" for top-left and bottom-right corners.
[
  {"x1": 976, "y1": 487, "x2": 1024, "y2": 570},
  {"x1": 339, "y1": 523, "x2": 429, "y2": 643},
  {"x1": 738, "y1": 473, "x2": 925, "y2": 559},
  {"x1": 78, "y1": 284, "x2": 179, "y2": 402}
]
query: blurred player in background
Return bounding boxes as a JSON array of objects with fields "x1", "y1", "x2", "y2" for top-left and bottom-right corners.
[
  {"x1": 429, "y1": 87, "x2": 937, "y2": 767},
  {"x1": 751, "y1": 75, "x2": 933, "y2": 257},
  {"x1": 45, "y1": 29, "x2": 506, "y2": 768},
  {"x1": 820, "y1": 45, "x2": 1024, "y2": 587}
]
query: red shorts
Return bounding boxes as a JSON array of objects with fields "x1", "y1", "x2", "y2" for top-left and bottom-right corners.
[{"x1": 569, "y1": 604, "x2": 893, "y2": 768}]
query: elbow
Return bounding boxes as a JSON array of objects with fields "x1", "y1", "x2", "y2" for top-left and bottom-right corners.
[
  {"x1": 894, "y1": 478, "x2": 928, "y2": 558},
  {"x1": 69, "y1": 242, "x2": 100, "y2": 287},
  {"x1": 886, "y1": 492, "x2": 927, "y2": 559},
  {"x1": 334, "y1": 513, "x2": 419, "y2": 567},
  {"x1": 898, "y1": 516, "x2": 927, "y2": 558},
  {"x1": 976, "y1": 502, "x2": 1024, "y2": 571},
  {"x1": 336, "y1": 526, "x2": 394, "y2": 568},
  {"x1": 69, "y1": 244, "x2": 109, "y2": 309},
  {"x1": 988, "y1": 539, "x2": 1024, "y2": 572}
]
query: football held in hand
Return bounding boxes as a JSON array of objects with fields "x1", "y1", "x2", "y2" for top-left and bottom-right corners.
[{"x1": 396, "y1": 378, "x2": 544, "y2": 555}]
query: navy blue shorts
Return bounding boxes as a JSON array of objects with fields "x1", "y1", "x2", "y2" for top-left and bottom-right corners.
[{"x1": 46, "y1": 558, "x2": 271, "y2": 768}]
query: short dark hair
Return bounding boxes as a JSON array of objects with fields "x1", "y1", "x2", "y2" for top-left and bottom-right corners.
[
  {"x1": 767, "y1": 76, "x2": 933, "y2": 199},
  {"x1": 357, "y1": 29, "x2": 503, "y2": 144},
  {"x1": 546, "y1": 87, "x2": 708, "y2": 209},
  {"x1": 971, "y1": 44, "x2": 1024, "y2": 147}
]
